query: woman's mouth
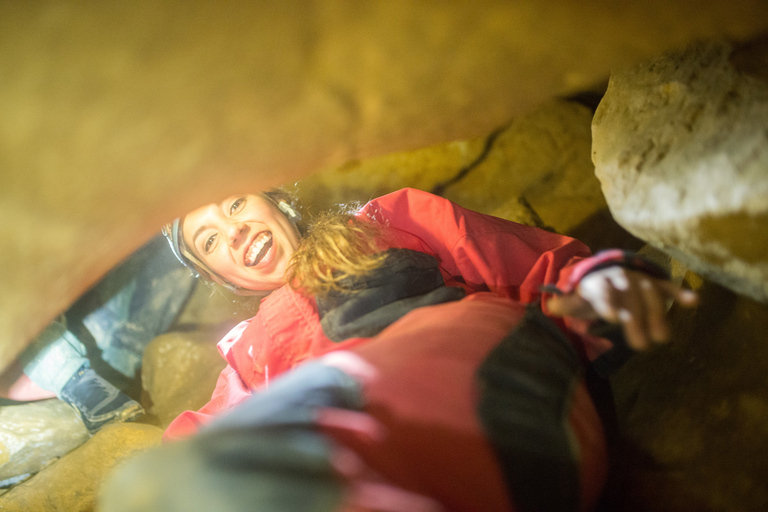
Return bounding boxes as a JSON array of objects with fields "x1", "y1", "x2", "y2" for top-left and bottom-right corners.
[{"x1": 245, "y1": 232, "x2": 273, "y2": 267}]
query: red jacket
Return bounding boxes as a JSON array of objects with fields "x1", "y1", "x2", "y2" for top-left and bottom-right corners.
[{"x1": 164, "y1": 188, "x2": 615, "y2": 441}]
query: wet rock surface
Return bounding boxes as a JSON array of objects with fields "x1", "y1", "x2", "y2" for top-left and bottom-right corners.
[
  {"x1": 592, "y1": 38, "x2": 768, "y2": 302},
  {"x1": 440, "y1": 99, "x2": 608, "y2": 236},
  {"x1": 0, "y1": 399, "x2": 88, "y2": 485},
  {"x1": 141, "y1": 330, "x2": 228, "y2": 429},
  {"x1": 298, "y1": 99, "x2": 613, "y2": 237},
  {"x1": 0, "y1": 423, "x2": 161, "y2": 512}
]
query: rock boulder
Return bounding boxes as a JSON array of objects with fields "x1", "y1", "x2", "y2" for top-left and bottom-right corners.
[{"x1": 592, "y1": 39, "x2": 768, "y2": 302}]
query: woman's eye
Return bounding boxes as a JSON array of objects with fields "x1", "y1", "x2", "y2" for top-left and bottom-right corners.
[
  {"x1": 229, "y1": 197, "x2": 245, "y2": 215},
  {"x1": 204, "y1": 233, "x2": 217, "y2": 254}
]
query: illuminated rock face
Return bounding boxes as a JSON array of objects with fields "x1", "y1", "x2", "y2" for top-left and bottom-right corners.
[
  {"x1": 592, "y1": 39, "x2": 768, "y2": 302},
  {"x1": 141, "y1": 330, "x2": 227, "y2": 429},
  {"x1": 297, "y1": 99, "x2": 605, "y2": 235},
  {"x1": 0, "y1": 423, "x2": 160, "y2": 511},
  {"x1": 0, "y1": 400, "x2": 88, "y2": 485},
  {"x1": 2, "y1": 0, "x2": 768, "y2": 373}
]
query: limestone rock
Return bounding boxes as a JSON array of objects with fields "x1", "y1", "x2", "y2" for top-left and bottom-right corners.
[
  {"x1": 141, "y1": 330, "x2": 227, "y2": 429},
  {"x1": 299, "y1": 99, "x2": 608, "y2": 236},
  {"x1": 592, "y1": 39, "x2": 768, "y2": 302},
  {"x1": 296, "y1": 138, "x2": 486, "y2": 212},
  {"x1": 0, "y1": 422, "x2": 161, "y2": 512},
  {"x1": 0, "y1": 399, "x2": 88, "y2": 483},
  {"x1": 173, "y1": 283, "x2": 258, "y2": 329},
  {"x1": 441, "y1": 99, "x2": 607, "y2": 235}
]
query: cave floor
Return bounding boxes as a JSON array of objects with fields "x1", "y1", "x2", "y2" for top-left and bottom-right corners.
[{"x1": 604, "y1": 278, "x2": 768, "y2": 512}]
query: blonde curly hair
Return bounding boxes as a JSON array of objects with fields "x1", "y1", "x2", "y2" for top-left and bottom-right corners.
[{"x1": 285, "y1": 209, "x2": 388, "y2": 296}]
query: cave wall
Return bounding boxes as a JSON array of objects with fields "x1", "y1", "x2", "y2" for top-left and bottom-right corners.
[{"x1": 2, "y1": 0, "x2": 768, "y2": 372}]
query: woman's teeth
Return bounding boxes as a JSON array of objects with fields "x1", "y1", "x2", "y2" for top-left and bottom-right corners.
[{"x1": 245, "y1": 232, "x2": 273, "y2": 267}]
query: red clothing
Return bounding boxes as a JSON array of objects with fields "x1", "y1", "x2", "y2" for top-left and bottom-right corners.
[
  {"x1": 319, "y1": 293, "x2": 606, "y2": 512},
  {"x1": 165, "y1": 188, "x2": 610, "y2": 441}
]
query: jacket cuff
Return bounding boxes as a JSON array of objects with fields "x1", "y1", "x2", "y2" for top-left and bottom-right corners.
[{"x1": 542, "y1": 249, "x2": 669, "y2": 296}]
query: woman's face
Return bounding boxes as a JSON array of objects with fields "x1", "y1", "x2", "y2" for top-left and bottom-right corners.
[{"x1": 182, "y1": 193, "x2": 301, "y2": 291}]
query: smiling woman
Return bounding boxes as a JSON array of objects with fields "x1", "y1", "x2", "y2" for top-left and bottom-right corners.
[{"x1": 164, "y1": 190, "x2": 303, "y2": 294}]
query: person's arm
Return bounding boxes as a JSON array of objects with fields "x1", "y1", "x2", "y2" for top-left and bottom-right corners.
[
  {"x1": 360, "y1": 189, "x2": 697, "y2": 352},
  {"x1": 358, "y1": 188, "x2": 594, "y2": 306},
  {"x1": 547, "y1": 263, "x2": 698, "y2": 351}
]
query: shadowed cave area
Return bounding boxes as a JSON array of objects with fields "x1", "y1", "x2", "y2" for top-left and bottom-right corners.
[{"x1": 1, "y1": 2, "x2": 768, "y2": 511}]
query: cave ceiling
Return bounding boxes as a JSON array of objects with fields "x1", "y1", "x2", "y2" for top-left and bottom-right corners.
[{"x1": 2, "y1": 0, "x2": 768, "y2": 371}]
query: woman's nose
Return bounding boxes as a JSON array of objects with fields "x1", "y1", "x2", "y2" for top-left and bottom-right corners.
[{"x1": 226, "y1": 222, "x2": 248, "y2": 247}]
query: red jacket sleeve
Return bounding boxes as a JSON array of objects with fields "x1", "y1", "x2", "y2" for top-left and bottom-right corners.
[
  {"x1": 358, "y1": 188, "x2": 594, "y2": 308},
  {"x1": 358, "y1": 189, "x2": 644, "y2": 362}
]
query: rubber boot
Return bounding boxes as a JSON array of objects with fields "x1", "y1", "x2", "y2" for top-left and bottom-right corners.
[{"x1": 59, "y1": 363, "x2": 143, "y2": 435}]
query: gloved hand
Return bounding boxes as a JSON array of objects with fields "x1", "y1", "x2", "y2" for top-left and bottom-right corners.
[{"x1": 547, "y1": 266, "x2": 698, "y2": 351}]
